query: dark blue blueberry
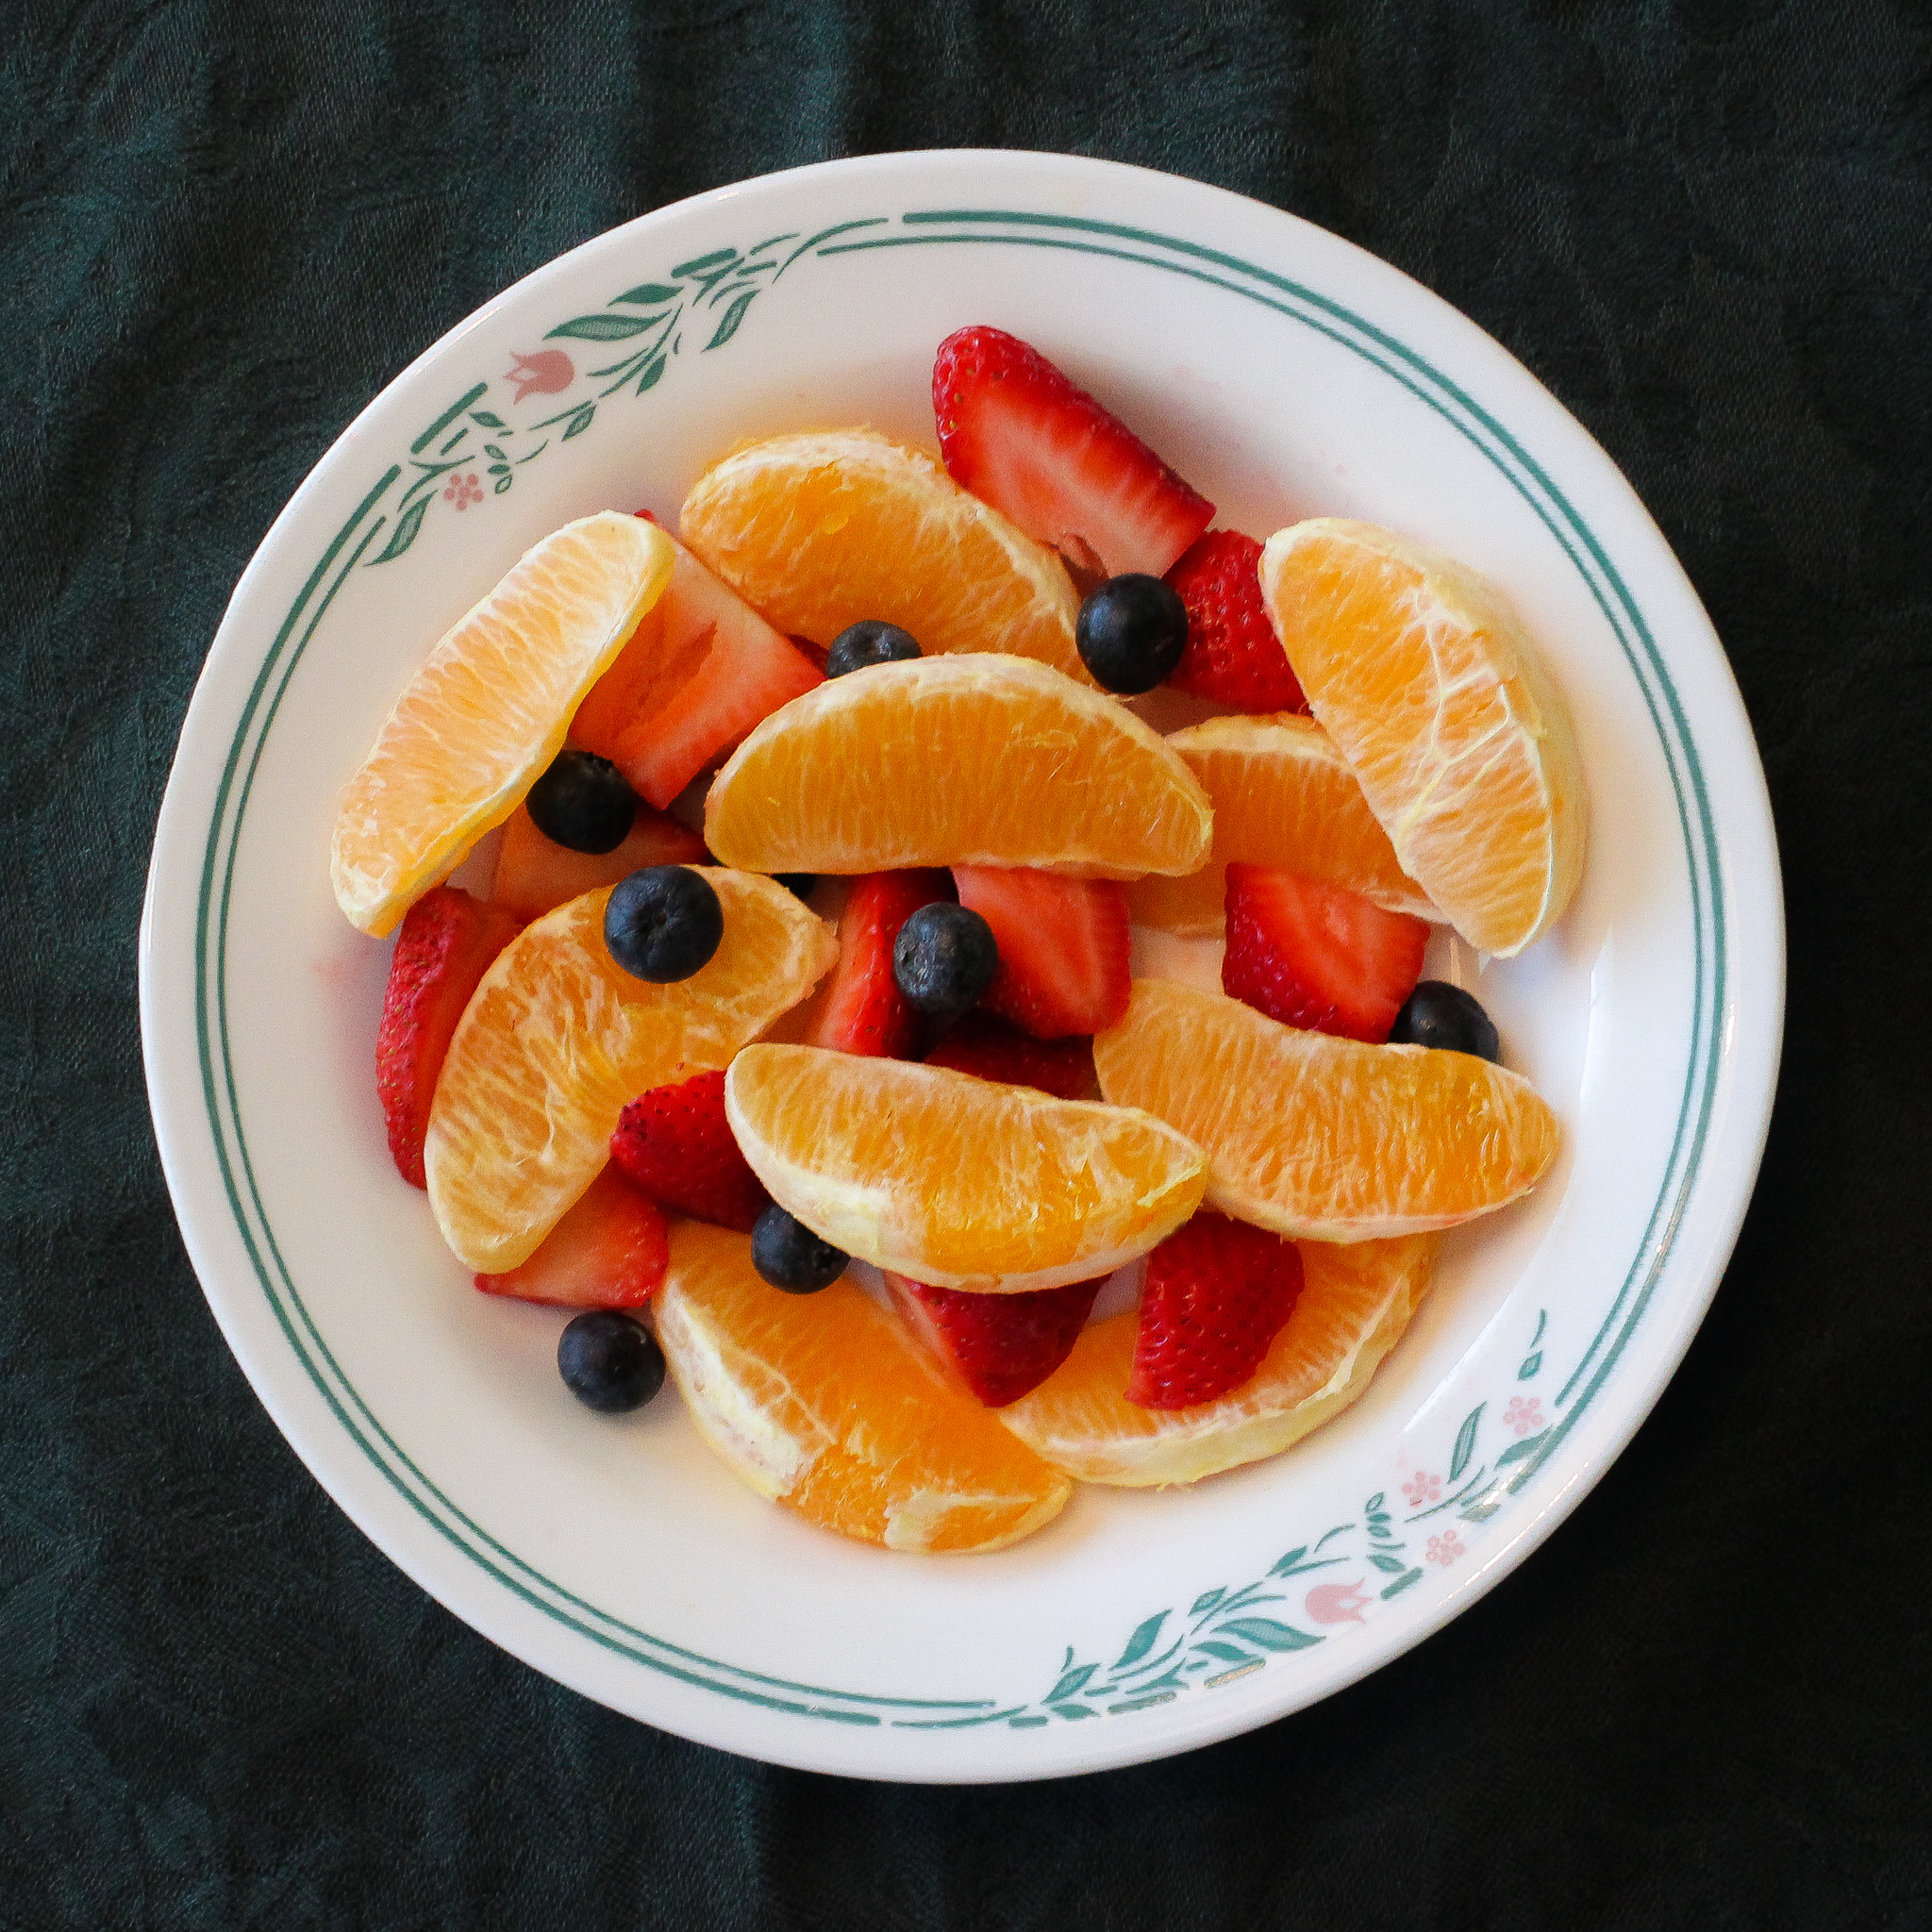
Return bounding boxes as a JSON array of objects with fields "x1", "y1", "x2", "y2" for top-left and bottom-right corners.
[
  {"x1": 751, "y1": 1205, "x2": 849, "y2": 1293},
  {"x1": 605, "y1": 866, "x2": 724, "y2": 982},
  {"x1": 826, "y1": 620, "x2": 923, "y2": 678},
  {"x1": 526, "y1": 749, "x2": 638, "y2": 855},
  {"x1": 773, "y1": 872, "x2": 819, "y2": 901},
  {"x1": 1388, "y1": 981, "x2": 1501, "y2": 1062},
  {"x1": 558, "y1": 1310, "x2": 665, "y2": 1412},
  {"x1": 1075, "y1": 574, "x2": 1189, "y2": 694},
  {"x1": 891, "y1": 902, "x2": 998, "y2": 1023}
]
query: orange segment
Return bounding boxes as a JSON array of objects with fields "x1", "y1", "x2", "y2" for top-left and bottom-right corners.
[
  {"x1": 1259, "y1": 519, "x2": 1585, "y2": 956},
  {"x1": 1000, "y1": 1234, "x2": 1437, "y2": 1485},
  {"x1": 705, "y1": 656, "x2": 1212, "y2": 878},
  {"x1": 656, "y1": 1222, "x2": 1071, "y2": 1553},
  {"x1": 678, "y1": 427, "x2": 1083, "y2": 680},
  {"x1": 1093, "y1": 979, "x2": 1560, "y2": 1241},
  {"x1": 330, "y1": 513, "x2": 675, "y2": 936},
  {"x1": 425, "y1": 873, "x2": 835, "y2": 1272},
  {"x1": 1127, "y1": 712, "x2": 1438, "y2": 936},
  {"x1": 724, "y1": 1044, "x2": 1207, "y2": 1291}
]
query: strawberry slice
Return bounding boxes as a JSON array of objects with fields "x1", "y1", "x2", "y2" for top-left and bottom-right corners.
[
  {"x1": 1165, "y1": 530, "x2": 1307, "y2": 712},
  {"x1": 375, "y1": 886, "x2": 523, "y2": 1189},
  {"x1": 808, "y1": 870, "x2": 953, "y2": 1058},
  {"x1": 923, "y1": 1012, "x2": 1097, "y2": 1101},
  {"x1": 572, "y1": 528, "x2": 822, "y2": 809},
  {"x1": 489, "y1": 800, "x2": 708, "y2": 922},
  {"x1": 609, "y1": 1069, "x2": 770, "y2": 1233},
  {"x1": 1126, "y1": 1212, "x2": 1304, "y2": 1409},
  {"x1": 951, "y1": 866, "x2": 1130, "y2": 1041},
  {"x1": 886, "y1": 1270, "x2": 1105, "y2": 1407},
  {"x1": 1222, "y1": 863, "x2": 1429, "y2": 1044},
  {"x1": 932, "y1": 325, "x2": 1214, "y2": 580},
  {"x1": 474, "y1": 1164, "x2": 668, "y2": 1307}
]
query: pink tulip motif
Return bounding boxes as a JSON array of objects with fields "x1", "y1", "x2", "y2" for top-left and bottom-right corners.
[
  {"x1": 506, "y1": 349, "x2": 575, "y2": 401},
  {"x1": 1304, "y1": 1579, "x2": 1372, "y2": 1625}
]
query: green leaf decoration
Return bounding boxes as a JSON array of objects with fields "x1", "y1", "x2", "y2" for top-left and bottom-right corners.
[
  {"x1": 1365, "y1": 1492, "x2": 1385, "y2": 1513},
  {"x1": 470, "y1": 410, "x2": 507, "y2": 428},
  {"x1": 1193, "y1": 1641, "x2": 1253, "y2": 1665},
  {"x1": 1461, "y1": 1499, "x2": 1503, "y2": 1524},
  {"x1": 616, "y1": 282, "x2": 681, "y2": 306},
  {"x1": 546, "y1": 314, "x2": 658, "y2": 341},
  {"x1": 1112, "y1": 1612, "x2": 1169, "y2": 1671},
  {"x1": 1496, "y1": 1431, "x2": 1548, "y2": 1466},
  {"x1": 1518, "y1": 1352, "x2": 1542, "y2": 1379},
  {"x1": 1369, "y1": 1552, "x2": 1408, "y2": 1574},
  {"x1": 1215, "y1": 1618, "x2": 1323, "y2": 1652},
  {"x1": 1008, "y1": 1715, "x2": 1049, "y2": 1729},
  {"x1": 1051, "y1": 1703, "x2": 1099, "y2": 1721},
  {"x1": 635, "y1": 356, "x2": 667, "y2": 393},
  {"x1": 559, "y1": 404, "x2": 596, "y2": 441},
  {"x1": 492, "y1": 475, "x2": 512, "y2": 494},
  {"x1": 1380, "y1": 1568, "x2": 1424, "y2": 1599},
  {"x1": 1268, "y1": 1546, "x2": 1308, "y2": 1577},
  {"x1": 1191, "y1": 1588, "x2": 1225, "y2": 1616},
  {"x1": 673, "y1": 247, "x2": 738, "y2": 277},
  {"x1": 1450, "y1": 1402, "x2": 1484, "y2": 1481},
  {"x1": 370, "y1": 495, "x2": 429, "y2": 565},
  {"x1": 1044, "y1": 1662, "x2": 1097, "y2": 1706},
  {"x1": 706, "y1": 287, "x2": 759, "y2": 349}
]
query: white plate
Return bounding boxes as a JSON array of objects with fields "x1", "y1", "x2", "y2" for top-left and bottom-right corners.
[{"x1": 140, "y1": 151, "x2": 1783, "y2": 1782}]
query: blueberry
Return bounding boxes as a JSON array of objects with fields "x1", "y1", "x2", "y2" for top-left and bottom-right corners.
[
  {"x1": 1388, "y1": 981, "x2": 1501, "y2": 1062},
  {"x1": 558, "y1": 1310, "x2": 665, "y2": 1412},
  {"x1": 526, "y1": 749, "x2": 638, "y2": 855},
  {"x1": 773, "y1": 872, "x2": 819, "y2": 901},
  {"x1": 892, "y1": 902, "x2": 998, "y2": 1023},
  {"x1": 1075, "y1": 575, "x2": 1189, "y2": 694},
  {"x1": 751, "y1": 1204, "x2": 849, "y2": 1293},
  {"x1": 826, "y1": 620, "x2": 923, "y2": 678},
  {"x1": 605, "y1": 866, "x2": 724, "y2": 982}
]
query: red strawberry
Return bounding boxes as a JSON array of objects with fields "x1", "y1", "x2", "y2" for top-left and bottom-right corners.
[
  {"x1": 886, "y1": 1271, "x2": 1105, "y2": 1407},
  {"x1": 1126, "y1": 1212, "x2": 1304, "y2": 1409},
  {"x1": 609, "y1": 1069, "x2": 770, "y2": 1232},
  {"x1": 573, "y1": 530, "x2": 822, "y2": 809},
  {"x1": 951, "y1": 866, "x2": 1131, "y2": 1041},
  {"x1": 808, "y1": 870, "x2": 952, "y2": 1057},
  {"x1": 375, "y1": 886, "x2": 523, "y2": 1189},
  {"x1": 1164, "y1": 530, "x2": 1307, "y2": 711},
  {"x1": 474, "y1": 1165, "x2": 668, "y2": 1307},
  {"x1": 1222, "y1": 863, "x2": 1429, "y2": 1044},
  {"x1": 489, "y1": 800, "x2": 708, "y2": 922},
  {"x1": 932, "y1": 325, "x2": 1214, "y2": 580},
  {"x1": 924, "y1": 1012, "x2": 1097, "y2": 1101}
]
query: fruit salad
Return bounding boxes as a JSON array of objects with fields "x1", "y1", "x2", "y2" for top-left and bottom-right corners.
[{"x1": 329, "y1": 325, "x2": 1582, "y2": 1557}]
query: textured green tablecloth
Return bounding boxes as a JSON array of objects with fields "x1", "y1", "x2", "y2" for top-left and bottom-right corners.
[{"x1": 5, "y1": 1, "x2": 1930, "y2": 1924}]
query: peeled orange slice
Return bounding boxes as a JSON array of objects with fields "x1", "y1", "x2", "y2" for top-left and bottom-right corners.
[
  {"x1": 425, "y1": 874, "x2": 834, "y2": 1272},
  {"x1": 330, "y1": 512, "x2": 675, "y2": 937},
  {"x1": 1127, "y1": 712, "x2": 1439, "y2": 936},
  {"x1": 678, "y1": 428, "x2": 1083, "y2": 679},
  {"x1": 1000, "y1": 1234, "x2": 1437, "y2": 1485},
  {"x1": 1258, "y1": 519, "x2": 1585, "y2": 956},
  {"x1": 1093, "y1": 979, "x2": 1560, "y2": 1241},
  {"x1": 724, "y1": 1044, "x2": 1208, "y2": 1291},
  {"x1": 655, "y1": 1221, "x2": 1071, "y2": 1554},
  {"x1": 705, "y1": 656, "x2": 1212, "y2": 878}
]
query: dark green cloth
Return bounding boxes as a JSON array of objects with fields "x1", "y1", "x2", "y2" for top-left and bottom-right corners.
[{"x1": 5, "y1": 1, "x2": 1930, "y2": 1924}]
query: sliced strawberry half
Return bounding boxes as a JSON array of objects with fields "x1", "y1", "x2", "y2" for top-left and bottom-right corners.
[
  {"x1": 489, "y1": 800, "x2": 708, "y2": 922},
  {"x1": 808, "y1": 869, "x2": 953, "y2": 1058},
  {"x1": 1126, "y1": 1212, "x2": 1304, "y2": 1409},
  {"x1": 951, "y1": 865, "x2": 1130, "y2": 1041},
  {"x1": 886, "y1": 1271, "x2": 1105, "y2": 1408},
  {"x1": 572, "y1": 527, "x2": 822, "y2": 809},
  {"x1": 1222, "y1": 863, "x2": 1429, "y2": 1044},
  {"x1": 923, "y1": 1012, "x2": 1097, "y2": 1101},
  {"x1": 1165, "y1": 529, "x2": 1307, "y2": 712},
  {"x1": 375, "y1": 886, "x2": 523, "y2": 1189},
  {"x1": 609, "y1": 1069, "x2": 770, "y2": 1233},
  {"x1": 932, "y1": 325, "x2": 1215, "y2": 580},
  {"x1": 474, "y1": 1165, "x2": 668, "y2": 1308}
]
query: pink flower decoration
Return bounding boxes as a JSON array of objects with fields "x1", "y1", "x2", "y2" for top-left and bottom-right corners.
[
  {"x1": 1425, "y1": 1532, "x2": 1465, "y2": 1567},
  {"x1": 1505, "y1": 1396, "x2": 1543, "y2": 1437},
  {"x1": 1402, "y1": 1471, "x2": 1442, "y2": 1507},
  {"x1": 506, "y1": 349, "x2": 575, "y2": 401},
  {"x1": 1304, "y1": 1579, "x2": 1372, "y2": 1625},
  {"x1": 442, "y1": 473, "x2": 484, "y2": 510}
]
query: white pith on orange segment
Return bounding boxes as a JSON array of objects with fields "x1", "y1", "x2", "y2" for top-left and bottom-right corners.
[
  {"x1": 330, "y1": 512, "x2": 675, "y2": 937},
  {"x1": 724, "y1": 1044, "x2": 1208, "y2": 1292},
  {"x1": 425, "y1": 874, "x2": 835, "y2": 1273},
  {"x1": 703, "y1": 654, "x2": 1213, "y2": 878},
  {"x1": 1259, "y1": 518, "x2": 1586, "y2": 957}
]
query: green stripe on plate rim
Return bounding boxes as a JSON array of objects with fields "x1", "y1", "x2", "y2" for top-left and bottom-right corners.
[{"x1": 189, "y1": 207, "x2": 1726, "y2": 1733}]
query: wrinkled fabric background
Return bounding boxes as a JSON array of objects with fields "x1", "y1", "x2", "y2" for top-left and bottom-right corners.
[{"x1": 4, "y1": 1, "x2": 1929, "y2": 1925}]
